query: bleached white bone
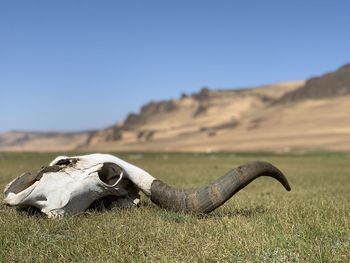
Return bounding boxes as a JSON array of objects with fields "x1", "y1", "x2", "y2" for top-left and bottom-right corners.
[{"x1": 4, "y1": 154, "x2": 155, "y2": 217}]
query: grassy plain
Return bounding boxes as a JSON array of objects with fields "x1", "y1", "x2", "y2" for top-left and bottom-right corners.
[{"x1": 0, "y1": 152, "x2": 349, "y2": 262}]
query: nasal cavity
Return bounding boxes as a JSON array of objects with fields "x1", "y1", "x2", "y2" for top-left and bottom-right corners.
[{"x1": 98, "y1": 163, "x2": 123, "y2": 186}]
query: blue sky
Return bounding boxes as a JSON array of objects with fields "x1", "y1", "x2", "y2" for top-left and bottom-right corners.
[{"x1": 1, "y1": 1, "x2": 350, "y2": 132}]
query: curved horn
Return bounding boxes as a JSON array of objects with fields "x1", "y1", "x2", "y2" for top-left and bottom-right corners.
[{"x1": 150, "y1": 161, "x2": 291, "y2": 214}]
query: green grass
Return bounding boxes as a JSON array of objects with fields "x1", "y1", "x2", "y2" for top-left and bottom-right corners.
[{"x1": 0, "y1": 152, "x2": 349, "y2": 262}]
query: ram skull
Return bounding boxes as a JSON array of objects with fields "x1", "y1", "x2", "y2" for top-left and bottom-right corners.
[{"x1": 3, "y1": 153, "x2": 291, "y2": 218}]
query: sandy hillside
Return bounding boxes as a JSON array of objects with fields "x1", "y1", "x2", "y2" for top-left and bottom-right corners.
[
  {"x1": 81, "y1": 81, "x2": 303, "y2": 150},
  {"x1": 83, "y1": 80, "x2": 350, "y2": 152}
]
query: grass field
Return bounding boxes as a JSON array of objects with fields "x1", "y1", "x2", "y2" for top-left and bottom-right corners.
[{"x1": 0, "y1": 152, "x2": 349, "y2": 262}]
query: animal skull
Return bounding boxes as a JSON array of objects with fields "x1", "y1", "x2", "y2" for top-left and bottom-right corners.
[{"x1": 3, "y1": 153, "x2": 291, "y2": 218}]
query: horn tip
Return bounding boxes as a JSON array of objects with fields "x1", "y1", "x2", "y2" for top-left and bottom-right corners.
[{"x1": 284, "y1": 183, "x2": 291, "y2": 191}]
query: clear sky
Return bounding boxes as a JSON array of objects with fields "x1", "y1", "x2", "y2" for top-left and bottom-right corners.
[{"x1": 1, "y1": 1, "x2": 350, "y2": 132}]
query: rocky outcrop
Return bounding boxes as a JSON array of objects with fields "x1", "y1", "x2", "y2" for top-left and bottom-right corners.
[{"x1": 276, "y1": 64, "x2": 350, "y2": 103}]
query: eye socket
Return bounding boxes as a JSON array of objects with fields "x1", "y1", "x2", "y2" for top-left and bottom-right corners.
[{"x1": 98, "y1": 163, "x2": 123, "y2": 186}]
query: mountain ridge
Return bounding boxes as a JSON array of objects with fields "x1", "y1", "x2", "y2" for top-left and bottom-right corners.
[{"x1": 1, "y1": 63, "x2": 350, "y2": 152}]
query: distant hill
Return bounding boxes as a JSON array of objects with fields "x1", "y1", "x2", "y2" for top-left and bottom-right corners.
[
  {"x1": 1, "y1": 63, "x2": 350, "y2": 152},
  {"x1": 0, "y1": 131, "x2": 93, "y2": 151}
]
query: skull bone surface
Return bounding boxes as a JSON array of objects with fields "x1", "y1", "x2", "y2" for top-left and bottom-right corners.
[
  {"x1": 3, "y1": 153, "x2": 291, "y2": 218},
  {"x1": 3, "y1": 154, "x2": 154, "y2": 218}
]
